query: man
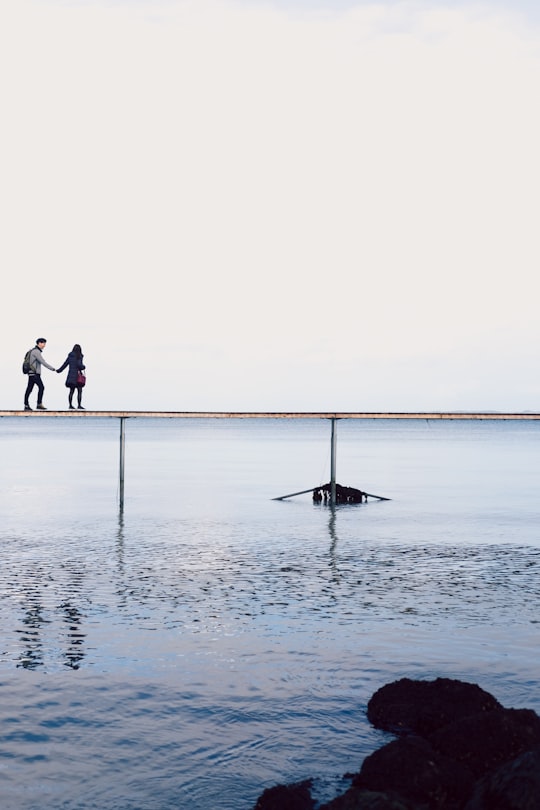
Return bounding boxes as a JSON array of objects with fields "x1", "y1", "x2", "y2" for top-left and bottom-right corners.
[{"x1": 24, "y1": 338, "x2": 57, "y2": 411}]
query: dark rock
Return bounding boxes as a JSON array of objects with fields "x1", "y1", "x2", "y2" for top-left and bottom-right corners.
[
  {"x1": 253, "y1": 778, "x2": 314, "y2": 810},
  {"x1": 352, "y1": 734, "x2": 474, "y2": 809},
  {"x1": 367, "y1": 678, "x2": 502, "y2": 736},
  {"x1": 321, "y1": 787, "x2": 412, "y2": 809},
  {"x1": 251, "y1": 679, "x2": 540, "y2": 810},
  {"x1": 428, "y1": 707, "x2": 540, "y2": 778},
  {"x1": 464, "y1": 745, "x2": 540, "y2": 809}
]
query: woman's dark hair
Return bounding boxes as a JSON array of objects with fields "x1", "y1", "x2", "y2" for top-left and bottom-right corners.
[{"x1": 72, "y1": 344, "x2": 82, "y2": 357}]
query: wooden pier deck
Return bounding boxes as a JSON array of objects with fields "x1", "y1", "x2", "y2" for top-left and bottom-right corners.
[{"x1": 1, "y1": 411, "x2": 540, "y2": 420}]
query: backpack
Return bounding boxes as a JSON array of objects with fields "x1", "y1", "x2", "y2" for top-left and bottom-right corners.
[{"x1": 22, "y1": 349, "x2": 33, "y2": 375}]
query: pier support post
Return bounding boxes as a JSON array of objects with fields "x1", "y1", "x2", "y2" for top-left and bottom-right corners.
[
  {"x1": 119, "y1": 417, "x2": 126, "y2": 512},
  {"x1": 330, "y1": 417, "x2": 337, "y2": 506}
]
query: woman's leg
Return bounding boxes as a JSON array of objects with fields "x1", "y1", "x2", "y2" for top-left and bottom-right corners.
[
  {"x1": 77, "y1": 385, "x2": 83, "y2": 408},
  {"x1": 68, "y1": 386, "x2": 75, "y2": 408}
]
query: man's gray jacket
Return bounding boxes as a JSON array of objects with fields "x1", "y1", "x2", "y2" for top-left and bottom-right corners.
[{"x1": 29, "y1": 346, "x2": 55, "y2": 375}]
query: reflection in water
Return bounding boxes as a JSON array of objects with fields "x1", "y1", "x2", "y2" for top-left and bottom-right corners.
[
  {"x1": 17, "y1": 596, "x2": 45, "y2": 670},
  {"x1": 60, "y1": 600, "x2": 85, "y2": 670},
  {"x1": 324, "y1": 501, "x2": 366, "y2": 585},
  {"x1": 115, "y1": 511, "x2": 129, "y2": 612},
  {"x1": 15, "y1": 563, "x2": 87, "y2": 670},
  {"x1": 116, "y1": 510, "x2": 125, "y2": 573},
  {"x1": 327, "y1": 507, "x2": 340, "y2": 584},
  {"x1": 60, "y1": 563, "x2": 86, "y2": 670}
]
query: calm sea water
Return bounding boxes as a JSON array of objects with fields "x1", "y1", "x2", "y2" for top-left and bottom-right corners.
[{"x1": 0, "y1": 417, "x2": 539, "y2": 809}]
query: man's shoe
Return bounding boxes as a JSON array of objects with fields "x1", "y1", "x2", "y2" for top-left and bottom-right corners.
[
  {"x1": 24, "y1": 405, "x2": 32, "y2": 411},
  {"x1": 36, "y1": 404, "x2": 47, "y2": 410}
]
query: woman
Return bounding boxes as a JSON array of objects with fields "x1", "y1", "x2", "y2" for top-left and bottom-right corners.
[{"x1": 57, "y1": 344, "x2": 86, "y2": 409}]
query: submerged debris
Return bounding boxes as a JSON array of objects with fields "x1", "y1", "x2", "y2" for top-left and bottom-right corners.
[{"x1": 313, "y1": 484, "x2": 368, "y2": 504}]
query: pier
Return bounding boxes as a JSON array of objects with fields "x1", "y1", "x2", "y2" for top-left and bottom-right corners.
[
  {"x1": 1, "y1": 411, "x2": 538, "y2": 510},
  {"x1": 2, "y1": 411, "x2": 539, "y2": 419}
]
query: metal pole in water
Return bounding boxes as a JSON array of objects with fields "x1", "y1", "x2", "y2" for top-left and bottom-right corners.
[
  {"x1": 119, "y1": 417, "x2": 126, "y2": 512},
  {"x1": 330, "y1": 417, "x2": 337, "y2": 506}
]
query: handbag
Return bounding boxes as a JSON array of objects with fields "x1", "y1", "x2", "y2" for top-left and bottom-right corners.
[{"x1": 77, "y1": 370, "x2": 86, "y2": 387}]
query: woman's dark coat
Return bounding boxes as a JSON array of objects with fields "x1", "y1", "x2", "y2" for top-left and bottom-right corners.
[{"x1": 57, "y1": 351, "x2": 85, "y2": 387}]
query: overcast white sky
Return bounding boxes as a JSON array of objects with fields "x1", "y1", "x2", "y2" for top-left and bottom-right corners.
[{"x1": 2, "y1": 0, "x2": 539, "y2": 411}]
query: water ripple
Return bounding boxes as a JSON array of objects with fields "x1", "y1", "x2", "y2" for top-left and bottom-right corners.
[{"x1": 1, "y1": 519, "x2": 539, "y2": 672}]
